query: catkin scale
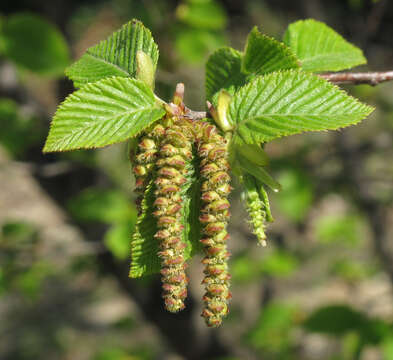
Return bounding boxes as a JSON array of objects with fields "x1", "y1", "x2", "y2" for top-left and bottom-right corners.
[
  {"x1": 131, "y1": 123, "x2": 165, "y2": 213},
  {"x1": 153, "y1": 118, "x2": 193, "y2": 312},
  {"x1": 196, "y1": 121, "x2": 232, "y2": 327}
]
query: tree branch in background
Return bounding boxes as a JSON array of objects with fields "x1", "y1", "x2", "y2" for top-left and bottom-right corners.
[{"x1": 320, "y1": 71, "x2": 393, "y2": 86}]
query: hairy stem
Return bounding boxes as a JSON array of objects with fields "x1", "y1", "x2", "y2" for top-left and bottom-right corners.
[{"x1": 319, "y1": 71, "x2": 393, "y2": 86}]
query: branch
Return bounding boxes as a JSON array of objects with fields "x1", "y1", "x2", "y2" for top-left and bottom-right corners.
[{"x1": 319, "y1": 71, "x2": 393, "y2": 86}]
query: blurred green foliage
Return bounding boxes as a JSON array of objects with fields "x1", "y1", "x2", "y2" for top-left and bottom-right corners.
[
  {"x1": 0, "y1": 13, "x2": 69, "y2": 76},
  {"x1": 0, "y1": 1, "x2": 392, "y2": 360},
  {"x1": 0, "y1": 222, "x2": 52, "y2": 300},
  {"x1": 0, "y1": 98, "x2": 43, "y2": 157},
  {"x1": 232, "y1": 250, "x2": 298, "y2": 283},
  {"x1": 174, "y1": 0, "x2": 227, "y2": 64},
  {"x1": 246, "y1": 302, "x2": 298, "y2": 358},
  {"x1": 68, "y1": 188, "x2": 137, "y2": 259},
  {"x1": 315, "y1": 213, "x2": 366, "y2": 246},
  {"x1": 275, "y1": 168, "x2": 313, "y2": 222}
]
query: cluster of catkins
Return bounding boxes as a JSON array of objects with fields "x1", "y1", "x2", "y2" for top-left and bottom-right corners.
[{"x1": 131, "y1": 86, "x2": 231, "y2": 327}]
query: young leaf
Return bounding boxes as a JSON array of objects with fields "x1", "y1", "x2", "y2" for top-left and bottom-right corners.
[
  {"x1": 229, "y1": 71, "x2": 374, "y2": 145},
  {"x1": 238, "y1": 155, "x2": 281, "y2": 192},
  {"x1": 283, "y1": 19, "x2": 366, "y2": 72},
  {"x1": 129, "y1": 154, "x2": 202, "y2": 278},
  {"x1": 65, "y1": 19, "x2": 159, "y2": 87},
  {"x1": 242, "y1": 27, "x2": 299, "y2": 75},
  {"x1": 205, "y1": 47, "x2": 247, "y2": 102},
  {"x1": 43, "y1": 77, "x2": 165, "y2": 152},
  {"x1": 129, "y1": 180, "x2": 159, "y2": 278},
  {"x1": 1, "y1": 13, "x2": 69, "y2": 76},
  {"x1": 237, "y1": 143, "x2": 269, "y2": 167}
]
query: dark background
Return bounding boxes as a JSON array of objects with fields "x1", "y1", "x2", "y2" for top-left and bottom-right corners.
[{"x1": 0, "y1": 0, "x2": 393, "y2": 359}]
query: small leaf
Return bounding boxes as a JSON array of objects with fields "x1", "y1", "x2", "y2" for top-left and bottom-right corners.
[
  {"x1": 129, "y1": 180, "x2": 158, "y2": 278},
  {"x1": 229, "y1": 71, "x2": 374, "y2": 144},
  {"x1": 237, "y1": 144, "x2": 269, "y2": 167},
  {"x1": 43, "y1": 77, "x2": 165, "y2": 152},
  {"x1": 1, "y1": 13, "x2": 69, "y2": 76},
  {"x1": 242, "y1": 26, "x2": 299, "y2": 75},
  {"x1": 238, "y1": 155, "x2": 281, "y2": 192},
  {"x1": 205, "y1": 47, "x2": 247, "y2": 102},
  {"x1": 283, "y1": 19, "x2": 367, "y2": 72},
  {"x1": 66, "y1": 19, "x2": 158, "y2": 87}
]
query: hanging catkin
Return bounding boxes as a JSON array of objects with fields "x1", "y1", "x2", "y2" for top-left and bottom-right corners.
[
  {"x1": 153, "y1": 117, "x2": 193, "y2": 312},
  {"x1": 196, "y1": 120, "x2": 232, "y2": 327}
]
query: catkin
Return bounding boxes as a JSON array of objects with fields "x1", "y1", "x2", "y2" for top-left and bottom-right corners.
[
  {"x1": 131, "y1": 123, "x2": 165, "y2": 213},
  {"x1": 153, "y1": 118, "x2": 193, "y2": 312},
  {"x1": 243, "y1": 174, "x2": 267, "y2": 246},
  {"x1": 196, "y1": 120, "x2": 232, "y2": 327}
]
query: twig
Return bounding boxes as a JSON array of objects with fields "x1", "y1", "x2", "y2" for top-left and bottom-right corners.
[{"x1": 319, "y1": 71, "x2": 393, "y2": 86}]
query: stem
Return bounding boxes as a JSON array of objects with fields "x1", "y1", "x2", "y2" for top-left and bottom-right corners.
[{"x1": 319, "y1": 71, "x2": 393, "y2": 86}]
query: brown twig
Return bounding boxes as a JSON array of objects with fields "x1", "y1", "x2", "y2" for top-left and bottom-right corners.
[{"x1": 319, "y1": 71, "x2": 393, "y2": 86}]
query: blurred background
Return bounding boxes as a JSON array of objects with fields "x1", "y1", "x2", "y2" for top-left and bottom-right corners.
[{"x1": 0, "y1": 0, "x2": 393, "y2": 359}]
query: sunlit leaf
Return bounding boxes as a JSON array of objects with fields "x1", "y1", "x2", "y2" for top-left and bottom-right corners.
[
  {"x1": 205, "y1": 47, "x2": 246, "y2": 101},
  {"x1": 43, "y1": 77, "x2": 165, "y2": 152},
  {"x1": 66, "y1": 19, "x2": 158, "y2": 87},
  {"x1": 283, "y1": 19, "x2": 366, "y2": 72},
  {"x1": 242, "y1": 26, "x2": 299, "y2": 75},
  {"x1": 229, "y1": 71, "x2": 374, "y2": 144}
]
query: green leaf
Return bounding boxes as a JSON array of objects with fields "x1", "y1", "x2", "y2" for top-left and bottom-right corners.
[
  {"x1": 129, "y1": 180, "x2": 158, "y2": 278},
  {"x1": 237, "y1": 144, "x2": 269, "y2": 167},
  {"x1": 283, "y1": 19, "x2": 367, "y2": 72},
  {"x1": 242, "y1": 26, "x2": 299, "y2": 75},
  {"x1": 237, "y1": 155, "x2": 281, "y2": 192},
  {"x1": 229, "y1": 71, "x2": 374, "y2": 144},
  {"x1": 43, "y1": 77, "x2": 165, "y2": 152},
  {"x1": 176, "y1": 0, "x2": 227, "y2": 30},
  {"x1": 65, "y1": 19, "x2": 159, "y2": 87},
  {"x1": 129, "y1": 154, "x2": 202, "y2": 278},
  {"x1": 1, "y1": 13, "x2": 69, "y2": 76},
  {"x1": 205, "y1": 47, "x2": 247, "y2": 102}
]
